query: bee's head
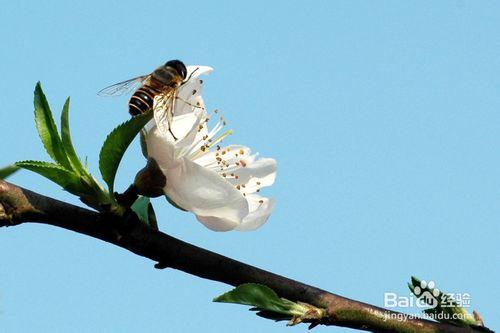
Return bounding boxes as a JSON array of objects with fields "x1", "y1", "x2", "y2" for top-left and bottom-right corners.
[{"x1": 165, "y1": 60, "x2": 187, "y2": 79}]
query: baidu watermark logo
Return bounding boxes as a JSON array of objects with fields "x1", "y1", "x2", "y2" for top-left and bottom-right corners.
[{"x1": 384, "y1": 279, "x2": 471, "y2": 309}]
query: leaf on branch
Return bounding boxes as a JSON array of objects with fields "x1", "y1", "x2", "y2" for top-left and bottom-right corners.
[
  {"x1": 214, "y1": 283, "x2": 296, "y2": 315},
  {"x1": 131, "y1": 196, "x2": 158, "y2": 229},
  {"x1": 15, "y1": 160, "x2": 90, "y2": 196},
  {"x1": 0, "y1": 165, "x2": 20, "y2": 179},
  {"x1": 60, "y1": 97, "x2": 86, "y2": 175},
  {"x1": 213, "y1": 283, "x2": 326, "y2": 326},
  {"x1": 99, "y1": 112, "x2": 153, "y2": 194},
  {"x1": 34, "y1": 82, "x2": 71, "y2": 169},
  {"x1": 408, "y1": 276, "x2": 484, "y2": 328},
  {"x1": 20, "y1": 84, "x2": 110, "y2": 207},
  {"x1": 131, "y1": 196, "x2": 149, "y2": 221}
]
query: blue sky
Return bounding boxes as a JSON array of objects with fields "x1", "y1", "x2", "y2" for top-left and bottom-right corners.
[{"x1": 1, "y1": 1, "x2": 499, "y2": 332}]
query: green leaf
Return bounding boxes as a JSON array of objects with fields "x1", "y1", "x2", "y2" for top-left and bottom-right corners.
[
  {"x1": 131, "y1": 196, "x2": 158, "y2": 229},
  {"x1": 214, "y1": 284, "x2": 326, "y2": 326},
  {"x1": 60, "y1": 97, "x2": 85, "y2": 174},
  {"x1": 0, "y1": 165, "x2": 20, "y2": 179},
  {"x1": 99, "y1": 112, "x2": 153, "y2": 194},
  {"x1": 15, "y1": 160, "x2": 88, "y2": 196},
  {"x1": 408, "y1": 276, "x2": 481, "y2": 327},
  {"x1": 214, "y1": 283, "x2": 298, "y2": 316},
  {"x1": 131, "y1": 196, "x2": 150, "y2": 224},
  {"x1": 34, "y1": 82, "x2": 71, "y2": 169}
]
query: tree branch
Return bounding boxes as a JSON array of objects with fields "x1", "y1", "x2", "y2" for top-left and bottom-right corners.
[{"x1": 0, "y1": 180, "x2": 492, "y2": 333}]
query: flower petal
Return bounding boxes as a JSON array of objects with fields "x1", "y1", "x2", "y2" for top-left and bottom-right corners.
[
  {"x1": 163, "y1": 157, "x2": 249, "y2": 225},
  {"x1": 148, "y1": 111, "x2": 202, "y2": 143},
  {"x1": 176, "y1": 78, "x2": 205, "y2": 116},
  {"x1": 195, "y1": 215, "x2": 239, "y2": 232},
  {"x1": 173, "y1": 110, "x2": 207, "y2": 155},
  {"x1": 235, "y1": 195, "x2": 276, "y2": 231},
  {"x1": 186, "y1": 66, "x2": 213, "y2": 78},
  {"x1": 145, "y1": 126, "x2": 177, "y2": 169},
  {"x1": 196, "y1": 195, "x2": 275, "y2": 232},
  {"x1": 225, "y1": 157, "x2": 277, "y2": 193},
  {"x1": 195, "y1": 145, "x2": 277, "y2": 193}
]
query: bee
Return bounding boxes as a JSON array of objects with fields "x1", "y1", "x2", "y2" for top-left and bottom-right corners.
[{"x1": 99, "y1": 59, "x2": 196, "y2": 138}]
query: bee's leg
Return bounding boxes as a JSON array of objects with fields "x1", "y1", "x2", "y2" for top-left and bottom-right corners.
[
  {"x1": 168, "y1": 97, "x2": 178, "y2": 140},
  {"x1": 169, "y1": 127, "x2": 178, "y2": 141},
  {"x1": 175, "y1": 96, "x2": 204, "y2": 110}
]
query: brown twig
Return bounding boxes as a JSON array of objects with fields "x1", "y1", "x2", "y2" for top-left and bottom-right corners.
[{"x1": 0, "y1": 179, "x2": 492, "y2": 333}]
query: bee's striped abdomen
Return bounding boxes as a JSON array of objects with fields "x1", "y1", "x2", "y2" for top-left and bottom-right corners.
[{"x1": 128, "y1": 86, "x2": 160, "y2": 116}]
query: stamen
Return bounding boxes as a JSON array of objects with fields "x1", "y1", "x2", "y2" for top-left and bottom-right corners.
[{"x1": 189, "y1": 129, "x2": 233, "y2": 160}]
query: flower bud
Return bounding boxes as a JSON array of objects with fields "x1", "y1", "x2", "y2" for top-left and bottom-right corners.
[{"x1": 134, "y1": 158, "x2": 166, "y2": 198}]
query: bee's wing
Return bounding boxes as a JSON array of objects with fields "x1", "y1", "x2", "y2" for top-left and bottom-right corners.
[
  {"x1": 153, "y1": 89, "x2": 176, "y2": 135},
  {"x1": 98, "y1": 75, "x2": 150, "y2": 96}
]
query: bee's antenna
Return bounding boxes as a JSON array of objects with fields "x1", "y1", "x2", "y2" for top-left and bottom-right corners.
[{"x1": 182, "y1": 67, "x2": 199, "y2": 85}]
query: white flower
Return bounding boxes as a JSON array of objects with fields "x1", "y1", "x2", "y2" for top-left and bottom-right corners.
[{"x1": 145, "y1": 66, "x2": 276, "y2": 231}]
